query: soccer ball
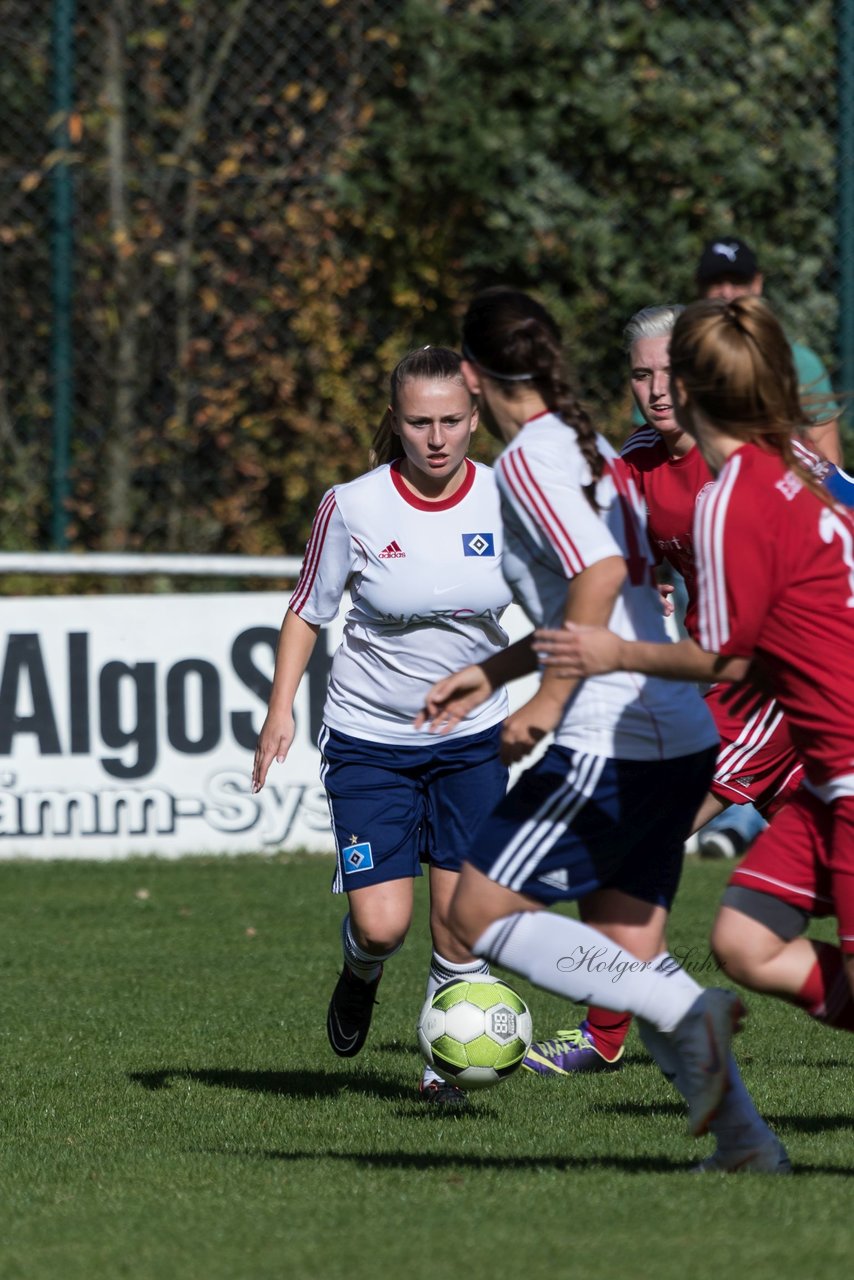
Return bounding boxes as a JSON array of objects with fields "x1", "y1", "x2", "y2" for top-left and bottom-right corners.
[{"x1": 417, "y1": 975, "x2": 533, "y2": 1089}]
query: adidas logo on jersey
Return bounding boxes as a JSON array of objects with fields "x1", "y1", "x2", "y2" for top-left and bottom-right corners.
[{"x1": 379, "y1": 540, "x2": 406, "y2": 559}]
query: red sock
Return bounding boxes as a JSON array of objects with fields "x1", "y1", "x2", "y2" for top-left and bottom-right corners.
[
  {"x1": 795, "y1": 940, "x2": 854, "y2": 1032},
  {"x1": 583, "y1": 1007, "x2": 633, "y2": 1061}
]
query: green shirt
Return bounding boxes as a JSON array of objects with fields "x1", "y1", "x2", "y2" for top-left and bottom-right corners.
[{"x1": 791, "y1": 341, "x2": 839, "y2": 422}]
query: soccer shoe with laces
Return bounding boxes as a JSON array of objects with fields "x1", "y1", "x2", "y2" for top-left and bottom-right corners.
[
  {"x1": 693, "y1": 1133, "x2": 792, "y2": 1175},
  {"x1": 326, "y1": 965, "x2": 383, "y2": 1058},
  {"x1": 669, "y1": 988, "x2": 746, "y2": 1137},
  {"x1": 418, "y1": 1079, "x2": 470, "y2": 1109},
  {"x1": 522, "y1": 1021, "x2": 625, "y2": 1076}
]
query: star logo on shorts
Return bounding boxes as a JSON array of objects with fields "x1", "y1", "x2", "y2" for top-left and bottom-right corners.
[
  {"x1": 349, "y1": 834, "x2": 359, "y2": 846},
  {"x1": 342, "y1": 840, "x2": 374, "y2": 873}
]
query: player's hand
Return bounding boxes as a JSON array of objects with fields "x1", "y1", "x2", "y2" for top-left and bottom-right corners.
[
  {"x1": 252, "y1": 710, "x2": 296, "y2": 792},
  {"x1": 658, "y1": 583, "x2": 675, "y2": 618},
  {"x1": 415, "y1": 665, "x2": 493, "y2": 734},
  {"x1": 499, "y1": 691, "x2": 562, "y2": 764},
  {"x1": 533, "y1": 622, "x2": 622, "y2": 678}
]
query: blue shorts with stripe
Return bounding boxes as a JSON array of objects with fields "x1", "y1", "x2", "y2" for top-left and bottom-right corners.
[
  {"x1": 320, "y1": 724, "x2": 508, "y2": 894},
  {"x1": 466, "y1": 743, "x2": 717, "y2": 908}
]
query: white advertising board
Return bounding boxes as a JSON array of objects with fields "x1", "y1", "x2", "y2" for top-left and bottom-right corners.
[{"x1": 0, "y1": 594, "x2": 539, "y2": 858}]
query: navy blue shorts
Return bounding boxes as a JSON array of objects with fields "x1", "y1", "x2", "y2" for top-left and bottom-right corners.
[
  {"x1": 466, "y1": 743, "x2": 717, "y2": 909},
  {"x1": 319, "y1": 724, "x2": 508, "y2": 894}
]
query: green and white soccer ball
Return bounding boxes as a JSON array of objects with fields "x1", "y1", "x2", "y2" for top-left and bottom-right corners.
[{"x1": 417, "y1": 975, "x2": 533, "y2": 1089}]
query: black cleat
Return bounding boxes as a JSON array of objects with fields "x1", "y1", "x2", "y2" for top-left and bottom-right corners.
[{"x1": 326, "y1": 966, "x2": 383, "y2": 1057}]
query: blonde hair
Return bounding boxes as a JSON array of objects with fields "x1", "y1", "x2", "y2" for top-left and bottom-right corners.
[
  {"x1": 623, "y1": 304, "x2": 684, "y2": 353},
  {"x1": 370, "y1": 346, "x2": 468, "y2": 467}
]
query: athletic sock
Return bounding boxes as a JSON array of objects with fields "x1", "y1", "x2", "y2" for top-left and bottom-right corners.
[
  {"x1": 341, "y1": 913, "x2": 402, "y2": 983},
  {"x1": 472, "y1": 912, "x2": 702, "y2": 1032},
  {"x1": 421, "y1": 951, "x2": 490, "y2": 1086},
  {"x1": 424, "y1": 950, "x2": 490, "y2": 1003},
  {"x1": 583, "y1": 1006, "x2": 633, "y2": 1061},
  {"x1": 637, "y1": 1017, "x2": 679, "y2": 1085},
  {"x1": 795, "y1": 940, "x2": 854, "y2": 1031}
]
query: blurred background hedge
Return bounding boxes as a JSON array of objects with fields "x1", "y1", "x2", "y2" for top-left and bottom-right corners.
[{"x1": 0, "y1": 0, "x2": 843, "y2": 559}]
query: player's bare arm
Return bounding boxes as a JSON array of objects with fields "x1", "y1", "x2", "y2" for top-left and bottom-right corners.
[
  {"x1": 415, "y1": 632, "x2": 539, "y2": 734},
  {"x1": 252, "y1": 609, "x2": 321, "y2": 792},
  {"x1": 534, "y1": 622, "x2": 750, "y2": 685},
  {"x1": 805, "y1": 416, "x2": 843, "y2": 467},
  {"x1": 499, "y1": 554, "x2": 627, "y2": 764}
]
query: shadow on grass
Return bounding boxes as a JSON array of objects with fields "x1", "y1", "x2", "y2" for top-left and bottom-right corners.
[
  {"x1": 767, "y1": 1113, "x2": 854, "y2": 1134},
  {"x1": 129, "y1": 1067, "x2": 412, "y2": 1100},
  {"x1": 208, "y1": 1147, "x2": 698, "y2": 1174},
  {"x1": 204, "y1": 1146, "x2": 854, "y2": 1176},
  {"x1": 390, "y1": 1098, "x2": 497, "y2": 1120}
]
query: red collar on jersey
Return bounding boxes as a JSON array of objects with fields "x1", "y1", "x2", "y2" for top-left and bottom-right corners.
[{"x1": 389, "y1": 457, "x2": 476, "y2": 511}]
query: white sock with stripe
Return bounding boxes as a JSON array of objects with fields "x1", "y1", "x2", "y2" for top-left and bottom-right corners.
[
  {"x1": 473, "y1": 912, "x2": 703, "y2": 1032},
  {"x1": 421, "y1": 951, "x2": 490, "y2": 1087},
  {"x1": 341, "y1": 914, "x2": 402, "y2": 983}
]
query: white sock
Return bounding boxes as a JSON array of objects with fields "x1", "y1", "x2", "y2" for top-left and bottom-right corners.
[
  {"x1": 425, "y1": 950, "x2": 490, "y2": 1003},
  {"x1": 341, "y1": 914, "x2": 401, "y2": 983},
  {"x1": 421, "y1": 951, "x2": 490, "y2": 1086},
  {"x1": 473, "y1": 913, "x2": 702, "y2": 1032},
  {"x1": 638, "y1": 1007, "x2": 679, "y2": 1084}
]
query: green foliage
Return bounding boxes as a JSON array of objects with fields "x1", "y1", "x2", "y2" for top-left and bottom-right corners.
[
  {"x1": 329, "y1": 0, "x2": 838, "y2": 437},
  {"x1": 0, "y1": 0, "x2": 843, "y2": 563}
]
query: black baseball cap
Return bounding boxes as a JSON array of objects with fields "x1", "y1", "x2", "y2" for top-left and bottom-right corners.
[{"x1": 696, "y1": 237, "x2": 760, "y2": 283}]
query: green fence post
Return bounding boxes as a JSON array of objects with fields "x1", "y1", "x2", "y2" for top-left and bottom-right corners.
[{"x1": 51, "y1": 0, "x2": 75, "y2": 550}]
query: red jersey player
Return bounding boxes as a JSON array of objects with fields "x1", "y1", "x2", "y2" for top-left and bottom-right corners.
[
  {"x1": 620, "y1": 304, "x2": 804, "y2": 826},
  {"x1": 538, "y1": 296, "x2": 854, "y2": 1115},
  {"x1": 525, "y1": 304, "x2": 803, "y2": 1082}
]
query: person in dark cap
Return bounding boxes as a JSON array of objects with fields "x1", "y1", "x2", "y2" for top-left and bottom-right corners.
[
  {"x1": 695, "y1": 237, "x2": 842, "y2": 464},
  {"x1": 694, "y1": 237, "x2": 760, "y2": 294}
]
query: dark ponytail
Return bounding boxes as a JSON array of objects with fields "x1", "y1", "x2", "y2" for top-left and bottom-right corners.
[
  {"x1": 462, "y1": 288, "x2": 604, "y2": 508},
  {"x1": 370, "y1": 346, "x2": 468, "y2": 467}
]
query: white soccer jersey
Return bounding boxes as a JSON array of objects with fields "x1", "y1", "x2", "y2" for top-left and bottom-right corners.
[
  {"x1": 290, "y1": 458, "x2": 511, "y2": 743},
  {"x1": 496, "y1": 412, "x2": 718, "y2": 761}
]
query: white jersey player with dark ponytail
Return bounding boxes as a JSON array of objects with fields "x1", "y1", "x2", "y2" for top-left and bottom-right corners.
[
  {"x1": 253, "y1": 347, "x2": 512, "y2": 1106},
  {"x1": 418, "y1": 288, "x2": 787, "y2": 1171}
]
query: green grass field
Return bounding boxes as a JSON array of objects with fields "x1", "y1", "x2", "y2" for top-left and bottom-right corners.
[{"x1": 2, "y1": 853, "x2": 851, "y2": 1280}]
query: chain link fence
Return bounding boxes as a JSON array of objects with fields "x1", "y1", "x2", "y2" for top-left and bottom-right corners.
[{"x1": 0, "y1": 0, "x2": 846, "y2": 562}]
